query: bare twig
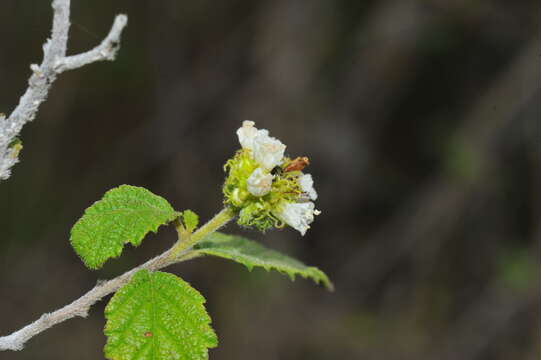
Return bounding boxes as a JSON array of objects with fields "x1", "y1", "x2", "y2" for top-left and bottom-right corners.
[
  {"x1": 0, "y1": 0, "x2": 128, "y2": 181},
  {"x1": 54, "y1": 14, "x2": 128, "y2": 73}
]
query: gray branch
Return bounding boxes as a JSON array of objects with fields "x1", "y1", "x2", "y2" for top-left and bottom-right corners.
[
  {"x1": 54, "y1": 15, "x2": 128, "y2": 73},
  {"x1": 0, "y1": 208, "x2": 233, "y2": 351},
  {"x1": 0, "y1": 248, "x2": 190, "y2": 351},
  {"x1": 0, "y1": 0, "x2": 128, "y2": 181}
]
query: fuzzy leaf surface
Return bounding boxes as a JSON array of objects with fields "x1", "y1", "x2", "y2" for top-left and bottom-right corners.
[
  {"x1": 104, "y1": 270, "x2": 217, "y2": 360},
  {"x1": 195, "y1": 232, "x2": 334, "y2": 291},
  {"x1": 182, "y1": 210, "x2": 199, "y2": 233},
  {"x1": 70, "y1": 185, "x2": 179, "y2": 269}
]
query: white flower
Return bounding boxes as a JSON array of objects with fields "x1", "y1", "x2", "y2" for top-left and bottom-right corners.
[
  {"x1": 247, "y1": 167, "x2": 274, "y2": 197},
  {"x1": 230, "y1": 121, "x2": 321, "y2": 234},
  {"x1": 252, "y1": 131, "x2": 286, "y2": 170},
  {"x1": 236, "y1": 120, "x2": 259, "y2": 150},
  {"x1": 273, "y1": 201, "x2": 320, "y2": 236},
  {"x1": 298, "y1": 173, "x2": 317, "y2": 200},
  {"x1": 236, "y1": 121, "x2": 286, "y2": 170}
]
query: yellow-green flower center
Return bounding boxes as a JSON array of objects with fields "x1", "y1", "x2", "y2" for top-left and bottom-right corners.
[{"x1": 223, "y1": 149, "x2": 302, "y2": 231}]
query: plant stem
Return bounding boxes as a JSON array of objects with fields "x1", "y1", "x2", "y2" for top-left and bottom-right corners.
[
  {"x1": 0, "y1": 207, "x2": 236, "y2": 352},
  {"x1": 168, "y1": 207, "x2": 235, "y2": 261}
]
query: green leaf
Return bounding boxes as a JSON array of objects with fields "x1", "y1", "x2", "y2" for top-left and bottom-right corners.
[
  {"x1": 104, "y1": 270, "x2": 217, "y2": 360},
  {"x1": 70, "y1": 185, "x2": 180, "y2": 269},
  {"x1": 195, "y1": 232, "x2": 334, "y2": 291},
  {"x1": 182, "y1": 210, "x2": 199, "y2": 233}
]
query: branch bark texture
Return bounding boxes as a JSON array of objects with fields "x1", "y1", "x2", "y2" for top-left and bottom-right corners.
[
  {"x1": 0, "y1": 0, "x2": 128, "y2": 181},
  {"x1": 0, "y1": 252, "x2": 170, "y2": 351},
  {"x1": 0, "y1": 208, "x2": 235, "y2": 351}
]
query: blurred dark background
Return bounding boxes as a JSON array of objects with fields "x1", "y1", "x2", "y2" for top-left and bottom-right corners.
[{"x1": 1, "y1": 1, "x2": 541, "y2": 359}]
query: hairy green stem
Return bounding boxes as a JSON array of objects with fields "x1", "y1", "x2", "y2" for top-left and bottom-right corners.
[{"x1": 168, "y1": 207, "x2": 235, "y2": 261}]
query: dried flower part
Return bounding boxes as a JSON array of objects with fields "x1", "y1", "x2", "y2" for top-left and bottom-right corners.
[{"x1": 284, "y1": 157, "x2": 310, "y2": 172}]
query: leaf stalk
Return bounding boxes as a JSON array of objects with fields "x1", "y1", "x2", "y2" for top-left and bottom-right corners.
[{"x1": 168, "y1": 207, "x2": 236, "y2": 261}]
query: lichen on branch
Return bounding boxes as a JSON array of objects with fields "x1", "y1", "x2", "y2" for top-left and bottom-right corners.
[{"x1": 0, "y1": 0, "x2": 128, "y2": 181}]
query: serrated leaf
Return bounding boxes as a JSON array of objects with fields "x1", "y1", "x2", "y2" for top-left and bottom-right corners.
[
  {"x1": 195, "y1": 232, "x2": 334, "y2": 291},
  {"x1": 70, "y1": 185, "x2": 180, "y2": 269},
  {"x1": 104, "y1": 270, "x2": 217, "y2": 360},
  {"x1": 182, "y1": 210, "x2": 199, "y2": 233}
]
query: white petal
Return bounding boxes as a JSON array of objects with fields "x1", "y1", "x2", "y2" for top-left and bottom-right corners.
[
  {"x1": 236, "y1": 120, "x2": 259, "y2": 150},
  {"x1": 252, "y1": 131, "x2": 286, "y2": 170},
  {"x1": 274, "y1": 201, "x2": 317, "y2": 236},
  {"x1": 299, "y1": 173, "x2": 318, "y2": 200},
  {"x1": 247, "y1": 167, "x2": 274, "y2": 197}
]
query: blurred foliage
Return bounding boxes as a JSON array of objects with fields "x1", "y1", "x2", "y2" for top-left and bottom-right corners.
[{"x1": 498, "y1": 248, "x2": 535, "y2": 292}]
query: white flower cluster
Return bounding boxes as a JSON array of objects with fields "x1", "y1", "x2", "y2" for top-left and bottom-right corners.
[{"x1": 236, "y1": 120, "x2": 320, "y2": 235}]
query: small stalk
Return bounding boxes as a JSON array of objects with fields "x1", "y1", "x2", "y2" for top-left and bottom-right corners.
[{"x1": 168, "y1": 207, "x2": 235, "y2": 261}]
